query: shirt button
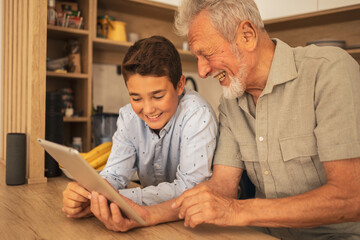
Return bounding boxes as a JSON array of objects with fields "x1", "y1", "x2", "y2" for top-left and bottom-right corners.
[
  {"x1": 264, "y1": 170, "x2": 269, "y2": 175},
  {"x1": 154, "y1": 164, "x2": 160, "y2": 169},
  {"x1": 259, "y1": 136, "x2": 264, "y2": 142}
]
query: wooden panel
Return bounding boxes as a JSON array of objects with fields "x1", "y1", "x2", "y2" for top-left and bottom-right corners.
[
  {"x1": 0, "y1": 0, "x2": 8, "y2": 184},
  {"x1": 0, "y1": 0, "x2": 47, "y2": 185},
  {"x1": 27, "y1": 0, "x2": 47, "y2": 184}
]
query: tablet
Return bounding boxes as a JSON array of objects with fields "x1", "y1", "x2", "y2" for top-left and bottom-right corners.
[{"x1": 37, "y1": 138, "x2": 146, "y2": 226}]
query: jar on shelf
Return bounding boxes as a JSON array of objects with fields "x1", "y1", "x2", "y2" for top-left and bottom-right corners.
[{"x1": 72, "y1": 137, "x2": 83, "y2": 152}]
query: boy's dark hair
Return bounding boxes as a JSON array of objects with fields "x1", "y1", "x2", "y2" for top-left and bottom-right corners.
[{"x1": 122, "y1": 35, "x2": 182, "y2": 89}]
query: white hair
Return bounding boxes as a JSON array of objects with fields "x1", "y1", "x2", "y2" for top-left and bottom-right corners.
[{"x1": 175, "y1": 0, "x2": 264, "y2": 43}]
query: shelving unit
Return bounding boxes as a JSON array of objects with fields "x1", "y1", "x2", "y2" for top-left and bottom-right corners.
[
  {"x1": 46, "y1": 0, "x2": 92, "y2": 151},
  {"x1": 92, "y1": 0, "x2": 196, "y2": 71}
]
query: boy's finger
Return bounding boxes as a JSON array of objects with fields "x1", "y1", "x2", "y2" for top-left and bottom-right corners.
[
  {"x1": 70, "y1": 182, "x2": 91, "y2": 199},
  {"x1": 90, "y1": 191, "x2": 100, "y2": 217}
]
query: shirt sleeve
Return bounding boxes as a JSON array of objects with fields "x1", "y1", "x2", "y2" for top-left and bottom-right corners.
[
  {"x1": 314, "y1": 49, "x2": 360, "y2": 161},
  {"x1": 213, "y1": 97, "x2": 244, "y2": 168},
  {"x1": 120, "y1": 106, "x2": 219, "y2": 206},
  {"x1": 99, "y1": 111, "x2": 137, "y2": 190}
]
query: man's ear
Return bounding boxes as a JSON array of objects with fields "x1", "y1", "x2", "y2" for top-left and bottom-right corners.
[
  {"x1": 177, "y1": 75, "x2": 186, "y2": 95},
  {"x1": 236, "y1": 20, "x2": 258, "y2": 52}
]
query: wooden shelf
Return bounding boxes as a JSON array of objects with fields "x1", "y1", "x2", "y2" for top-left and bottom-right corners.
[
  {"x1": 98, "y1": 0, "x2": 176, "y2": 22},
  {"x1": 93, "y1": 37, "x2": 196, "y2": 61},
  {"x1": 46, "y1": 71, "x2": 89, "y2": 79},
  {"x1": 93, "y1": 37, "x2": 133, "y2": 51},
  {"x1": 47, "y1": 25, "x2": 89, "y2": 39},
  {"x1": 264, "y1": 4, "x2": 360, "y2": 31},
  {"x1": 347, "y1": 48, "x2": 360, "y2": 57},
  {"x1": 63, "y1": 117, "x2": 88, "y2": 123}
]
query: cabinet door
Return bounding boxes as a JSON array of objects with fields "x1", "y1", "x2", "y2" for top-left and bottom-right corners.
[
  {"x1": 318, "y1": 0, "x2": 360, "y2": 11},
  {"x1": 255, "y1": 0, "x2": 317, "y2": 20},
  {"x1": 148, "y1": 0, "x2": 181, "y2": 7}
]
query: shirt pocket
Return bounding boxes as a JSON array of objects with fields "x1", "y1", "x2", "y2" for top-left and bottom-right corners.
[
  {"x1": 279, "y1": 135, "x2": 317, "y2": 161},
  {"x1": 279, "y1": 134, "x2": 324, "y2": 194}
]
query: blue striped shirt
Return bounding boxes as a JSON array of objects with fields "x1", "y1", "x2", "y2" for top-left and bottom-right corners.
[{"x1": 100, "y1": 88, "x2": 218, "y2": 206}]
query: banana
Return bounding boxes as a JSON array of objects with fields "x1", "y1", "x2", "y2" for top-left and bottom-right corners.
[
  {"x1": 96, "y1": 163, "x2": 106, "y2": 171},
  {"x1": 83, "y1": 142, "x2": 112, "y2": 163},
  {"x1": 89, "y1": 150, "x2": 111, "y2": 169}
]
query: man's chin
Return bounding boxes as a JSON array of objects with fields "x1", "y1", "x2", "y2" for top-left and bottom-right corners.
[{"x1": 222, "y1": 86, "x2": 244, "y2": 99}]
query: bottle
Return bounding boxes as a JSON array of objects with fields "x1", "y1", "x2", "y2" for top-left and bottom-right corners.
[
  {"x1": 72, "y1": 137, "x2": 83, "y2": 152},
  {"x1": 47, "y1": 0, "x2": 56, "y2": 25}
]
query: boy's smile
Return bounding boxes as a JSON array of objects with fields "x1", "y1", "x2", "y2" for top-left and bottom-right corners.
[{"x1": 127, "y1": 74, "x2": 185, "y2": 131}]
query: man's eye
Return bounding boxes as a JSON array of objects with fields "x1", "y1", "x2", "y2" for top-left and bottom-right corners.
[{"x1": 203, "y1": 53, "x2": 213, "y2": 59}]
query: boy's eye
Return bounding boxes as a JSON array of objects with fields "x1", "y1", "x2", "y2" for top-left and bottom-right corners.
[
  {"x1": 131, "y1": 98, "x2": 141, "y2": 102},
  {"x1": 153, "y1": 95, "x2": 164, "y2": 100}
]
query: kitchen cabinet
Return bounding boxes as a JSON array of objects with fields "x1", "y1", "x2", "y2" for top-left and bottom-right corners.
[
  {"x1": 148, "y1": 0, "x2": 181, "y2": 7},
  {"x1": 256, "y1": 0, "x2": 360, "y2": 21},
  {"x1": 255, "y1": 0, "x2": 317, "y2": 21},
  {"x1": 318, "y1": 0, "x2": 360, "y2": 11},
  {"x1": 264, "y1": 4, "x2": 360, "y2": 63}
]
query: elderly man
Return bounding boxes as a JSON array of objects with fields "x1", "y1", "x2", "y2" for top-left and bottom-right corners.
[{"x1": 172, "y1": 0, "x2": 360, "y2": 239}]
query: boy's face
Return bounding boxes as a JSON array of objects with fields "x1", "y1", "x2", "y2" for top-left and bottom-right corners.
[{"x1": 127, "y1": 74, "x2": 185, "y2": 131}]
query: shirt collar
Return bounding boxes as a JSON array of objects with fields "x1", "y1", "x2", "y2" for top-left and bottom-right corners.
[{"x1": 261, "y1": 38, "x2": 298, "y2": 96}]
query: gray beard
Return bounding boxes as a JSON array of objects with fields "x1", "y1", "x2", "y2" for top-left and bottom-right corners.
[
  {"x1": 222, "y1": 68, "x2": 247, "y2": 99},
  {"x1": 222, "y1": 46, "x2": 247, "y2": 99}
]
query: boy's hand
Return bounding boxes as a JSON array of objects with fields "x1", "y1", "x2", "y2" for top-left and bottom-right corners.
[
  {"x1": 62, "y1": 182, "x2": 92, "y2": 218},
  {"x1": 90, "y1": 191, "x2": 149, "y2": 232}
]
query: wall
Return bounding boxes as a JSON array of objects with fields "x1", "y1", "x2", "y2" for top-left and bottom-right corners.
[{"x1": 92, "y1": 64, "x2": 222, "y2": 117}]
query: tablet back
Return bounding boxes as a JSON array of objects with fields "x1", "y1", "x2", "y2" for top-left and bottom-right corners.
[{"x1": 37, "y1": 138, "x2": 146, "y2": 225}]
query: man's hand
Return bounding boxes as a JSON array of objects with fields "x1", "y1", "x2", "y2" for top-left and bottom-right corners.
[
  {"x1": 62, "y1": 182, "x2": 92, "y2": 218},
  {"x1": 172, "y1": 185, "x2": 243, "y2": 228},
  {"x1": 90, "y1": 191, "x2": 149, "y2": 232}
]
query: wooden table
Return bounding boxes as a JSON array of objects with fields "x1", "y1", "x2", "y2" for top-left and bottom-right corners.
[{"x1": 0, "y1": 175, "x2": 278, "y2": 240}]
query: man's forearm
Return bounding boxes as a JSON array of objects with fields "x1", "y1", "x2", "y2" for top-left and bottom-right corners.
[
  {"x1": 205, "y1": 165, "x2": 243, "y2": 199},
  {"x1": 234, "y1": 183, "x2": 360, "y2": 228}
]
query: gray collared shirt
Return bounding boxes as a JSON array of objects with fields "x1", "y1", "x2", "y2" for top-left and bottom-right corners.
[{"x1": 214, "y1": 39, "x2": 360, "y2": 239}]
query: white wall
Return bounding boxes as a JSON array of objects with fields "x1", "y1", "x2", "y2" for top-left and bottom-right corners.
[
  {"x1": 92, "y1": 64, "x2": 222, "y2": 117},
  {"x1": 92, "y1": 64, "x2": 129, "y2": 114}
]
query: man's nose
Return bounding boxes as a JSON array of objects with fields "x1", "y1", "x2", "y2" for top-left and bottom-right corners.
[{"x1": 197, "y1": 57, "x2": 211, "y2": 79}]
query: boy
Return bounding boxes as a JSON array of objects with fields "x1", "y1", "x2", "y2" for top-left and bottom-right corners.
[{"x1": 62, "y1": 36, "x2": 218, "y2": 230}]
